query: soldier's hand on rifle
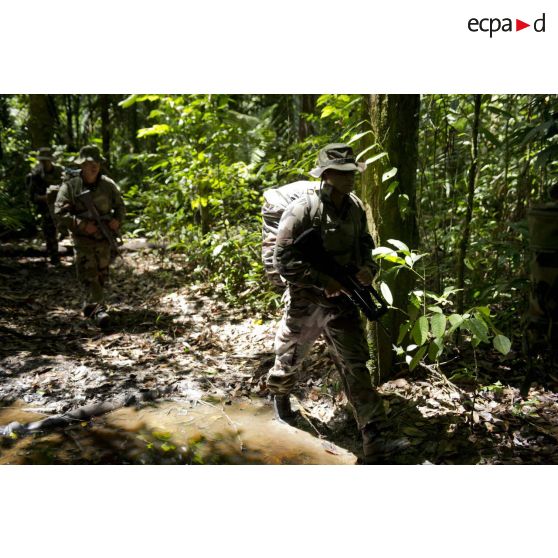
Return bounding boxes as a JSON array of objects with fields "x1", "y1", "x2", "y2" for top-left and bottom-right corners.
[
  {"x1": 356, "y1": 266, "x2": 374, "y2": 286},
  {"x1": 78, "y1": 220, "x2": 98, "y2": 235},
  {"x1": 108, "y1": 219, "x2": 120, "y2": 232},
  {"x1": 324, "y1": 278, "x2": 345, "y2": 298}
]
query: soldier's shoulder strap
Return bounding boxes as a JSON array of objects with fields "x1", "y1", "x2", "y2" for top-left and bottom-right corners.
[
  {"x1": 349, "y1": 191, "x2": 366, "y2": 211},
  {"x1": 64, "y1": 175, "x2": 84, "y2": 200},
  {"x1": 99, "y1": 174, "x2": 121, "y2": 193},
  {"x1": 305, "y1": 186, "x2": 323, "y2": 230}
]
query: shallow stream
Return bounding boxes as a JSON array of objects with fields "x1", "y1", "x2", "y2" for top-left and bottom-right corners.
[{"x1": 0, "y1": 399, "x2": 356, "y2": 465}]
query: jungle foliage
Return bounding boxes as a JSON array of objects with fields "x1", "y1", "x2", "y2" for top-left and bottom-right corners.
[{"x1": 1, "y1": 93, "x2": 556, "y2": 377}]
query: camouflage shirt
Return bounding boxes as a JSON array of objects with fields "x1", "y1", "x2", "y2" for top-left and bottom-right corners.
[
  {"x1": 28, "y1": 164, "x2": 64, "y2": 212},
  {"x1": 54, "y1": 174, "x2": 126, "y2": 239},
  {"x1": 274, "y1": 187, "x2": 375, "y2": 295}
]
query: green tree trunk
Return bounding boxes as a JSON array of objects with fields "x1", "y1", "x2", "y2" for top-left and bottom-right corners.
[
  {"x1": 100, "y1": 94, "x2": 111, "y2": 169},
  {"x1": 456, "y1": 94, "x2": 482, "y2": 315},
  {"x1": 298, "y1": 94, "x2": 317, "y2": 141},
  {"x1": 28, "y1": 95, "x2": 56, "y2": 148},
  {"x1": 361, "y1": 94, "x2": 421, "y2": 382}
]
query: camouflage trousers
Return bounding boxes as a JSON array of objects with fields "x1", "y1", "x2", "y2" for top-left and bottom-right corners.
[
  {"x1": 73, "y1": 236, "x2": 111, "y2": 306},
  {"x1": 40, "y1": 213, "x2": 58, "y2": 262},
  {"x1": 267, "y1": 287, "x2": 385, "y2": 429}
]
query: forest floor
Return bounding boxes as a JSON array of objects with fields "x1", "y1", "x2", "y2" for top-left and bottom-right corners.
[{"x1": 1, "y1": 241, "x2": 558, "y2": 464}]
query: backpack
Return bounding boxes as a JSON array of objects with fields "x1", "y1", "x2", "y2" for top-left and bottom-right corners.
[{"x1": 261, "y1": 180, "x2": 322, "y2": 291}]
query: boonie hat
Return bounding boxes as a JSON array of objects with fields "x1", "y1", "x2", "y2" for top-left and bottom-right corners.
[
  {"x1": 309, "y1": 143, "x2": 366, "y2": 178},
  {"x1": 36, "y1": 147, "x2": 55, "y2": 161},
  {"x1": 75, "y1": 145, "x2": 103, "y2": 164}
]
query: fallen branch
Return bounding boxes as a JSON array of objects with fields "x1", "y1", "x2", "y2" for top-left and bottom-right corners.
[{"x1": 0, "y1": 387, "x2": 171, "y2": 438}]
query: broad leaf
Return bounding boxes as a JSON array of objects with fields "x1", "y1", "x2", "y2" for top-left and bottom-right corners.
[
  {"x1": 493, "y1": 335, "x2": 511, "y2": 355},
  {"x1": 380, "y1": 281, "x2": 393, "y2": 305},
  {"x1": 387, "y1": 239, "x2": 410, "y2": 254},
  {"x1": 411, "y1": 316, "x2": 429, "y2": 346},
  {"x1": 409, "y1": 346, "x2": 428, "y2": 371},
  {"x1": 430, "y1": 313, "x2": 447, "y2": 338},
  {"x1": 397, "y1": 322, "x2": 411, "y2": 345},
  {"x1": 364, "y1": 152, "x2": 388, "y2": 165},
  {"x1": 467, "y1": 317, "x2": 489, "y2": 343},
  {"x1": 382, "y1": 167, "x2": 398, "y2": 182},
  {"x1": 428, "y1": 339, "x2": 444, "y2": 362}
]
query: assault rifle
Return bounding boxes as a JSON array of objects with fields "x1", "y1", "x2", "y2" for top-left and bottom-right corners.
[
  {"x1": 293, "y1": 228, "x2": 389, "y2": 322},
  {"x1": 76, "y1": 189, "x2": 121, "y2": 260}
]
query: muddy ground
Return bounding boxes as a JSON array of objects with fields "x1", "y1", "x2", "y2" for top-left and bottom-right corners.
[{"x1": 1, "y1": 242, "x2": 557, "y2": 464}]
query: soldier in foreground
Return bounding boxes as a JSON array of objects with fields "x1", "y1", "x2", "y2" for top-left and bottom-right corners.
[
  {"x1": 54, "y1": 145, "x2": 125, "y2": 328},
  {"x1": 266, "y1": 143, "x2": 395, "y2": 464},
  {"x1": 27, "y1": 147, "x2": 64, "y2": 264}
]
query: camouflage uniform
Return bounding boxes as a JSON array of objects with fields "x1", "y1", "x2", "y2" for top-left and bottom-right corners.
[
  {"x1": 522, "y1": 191, "x2": 558, "y2": 387},
  {"x1": 267, "y1": 185, "x2": 385, "y2": 429},
  {"x1": 28, "y1": 159, "x2": 64, "y2": 263},
  {"x1": 54, "y1": 172, "x2": 125, "y2": 311}
]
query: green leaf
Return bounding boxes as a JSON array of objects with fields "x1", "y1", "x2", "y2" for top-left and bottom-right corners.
[
  {"x1": 387, "y1": 239, "x2": 410, "y2": 254},
  {"x1": 380, "y1": 281, "x2": 393, "y2": 306},
  {"x1": 493, "y1": 335, "x2": 511, "y2": 355},
  {"x1": 347, "y1": 131, "x2": 372, "y2": 145},
  {"x1": 428, "y1": 338, "x2": 444, "y2": 362},
  {"x1": 364, "y1": 152, "x2": 388, "y2": 165},
  {"x1": 119, "y1": 94, "x2": 139, "y2": 108},
  {"x1": 427, "y1": 305, "x2": 443, "y2": 314},
  {"x1": 475, "y1": 306, "x2": 491, "y2": 318},
  {"x1": 430, "y1": 313, "x2": 447, "y2": 338},
  {"x1": 212, "y1": 243, "x2": 225, "y2": 257},
  {"x1": 384, "y1": 180, "x2": 399, "y2": 201},
  {"x1": 467, "y1": 317, "x2": 489, "y2": 343},
  {"x1": 383, "y1": 254, "x2": 407, "y2": 265},
  {"x1": 398, "y1": 194, "x2": 409, "y2": 215},
  {"x1": 448, "y1": 313, "x2": 464, "y2": 334},
  {"x1": 464, "y1": 257, "x2": 474, "y2": 271},
  {"x1": 372, "y1": 246, "x2": 396, "y2": 257},
  {"x1": 137, "y1": 124, "x2": 171, "y2": 138},
  {"x1": 409, "y1": 345, "x2": 428, "y2": 371},
  {"x1": 382, "y1": 167, "x2": 398, "y2": 182},
  {"x1": 397, "y1": 322, "x2": 411, "y2": 345},
  {"x1": 409, "y1": 292, "x2": 422, "y2": 309},
  {"x1": 448, "y1": 314, "x2": 463, "y2": 326},
  {"x1": 411, "y1": 316, "x2": 429, "y2": 346}
]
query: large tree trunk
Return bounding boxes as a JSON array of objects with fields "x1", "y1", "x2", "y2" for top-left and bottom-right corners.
[
  {"x1": 361, "y1": 94, "x2": 420, "y2": 382},
  {"x1": 28, "y1": 95, "x2": 57, "y2": 148},
  {"x1": 456, "y1": 94, "x2": 482, "y2": 315},
  {"x1": 129, "y1": 101, "x2": 139, "y2": 152},
  {"x1": 298, "y1": 94, "x2": 317, "y2": 142},
  {"x1": 64, "y1": 94, "x2": 75, "y2": 150},
  {"x1": 100, "y1": 94, "x2": 111, "y2": 168}
]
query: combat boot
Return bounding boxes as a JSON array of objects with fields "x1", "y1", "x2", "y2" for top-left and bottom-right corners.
[
  {"x1": 273, "y1": 394, "x2": 297, "y2": 424},
  {"x1": 92, "y1": 306, "x2": 110, "y2": 329},
  {"x1": 361, "y1": 422, "x2": 410, "y2": 464},
  {"x1": 82, "y1": 303, "x2": 98, "y2": 318}
]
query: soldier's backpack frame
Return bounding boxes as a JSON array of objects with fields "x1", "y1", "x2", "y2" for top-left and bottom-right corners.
[
  {"x1": 520, "y1": 202, "x2": 558, "y2": 396},
  {"x1": 261, "y1": 180, "x2": 323, "y2": 292}
]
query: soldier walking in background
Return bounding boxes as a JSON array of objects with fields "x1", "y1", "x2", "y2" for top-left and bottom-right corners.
[
  {"x1": 54, "y1": 145, "x2": 125, "y2": 328},
  {"x1": 26, "y1": 147, "x2": 64, "y2": 264}
]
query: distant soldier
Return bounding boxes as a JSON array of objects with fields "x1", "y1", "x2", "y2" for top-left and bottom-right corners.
[
  {"x1": 54, "y1": 145, "x2": 125, "y2": 328},
  {"x1": 521, "y1": 182, "x2": 558, "y2": 394},
  {"x1": 26, "y1": 147, "x2": 64, "y2": 264}
]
